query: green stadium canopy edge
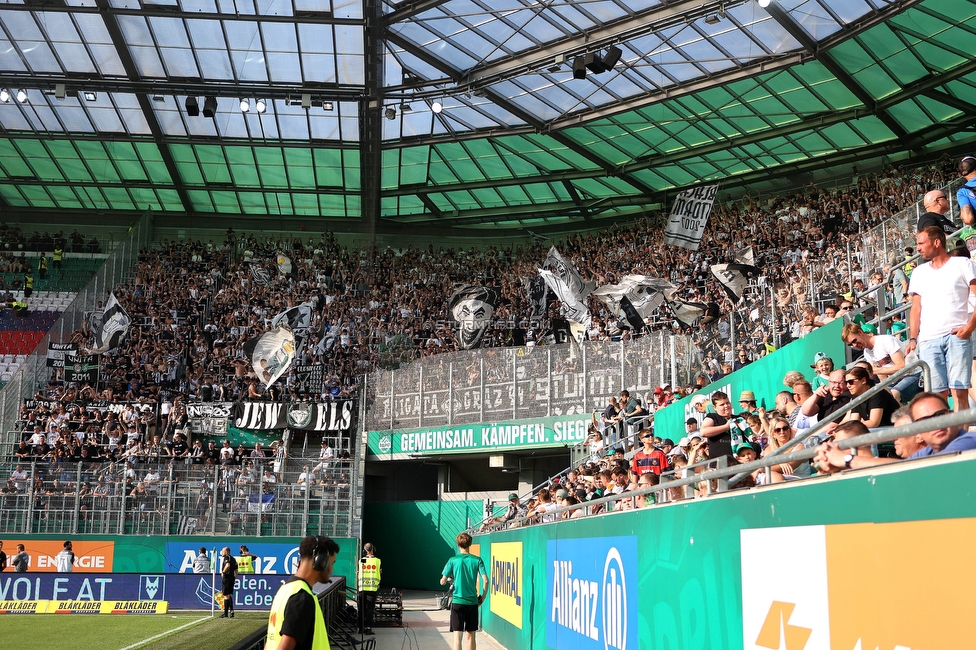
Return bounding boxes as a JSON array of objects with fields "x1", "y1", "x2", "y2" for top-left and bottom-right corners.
[{"x1": 0, "y1": 0, "x2": 972, "y2": 237}]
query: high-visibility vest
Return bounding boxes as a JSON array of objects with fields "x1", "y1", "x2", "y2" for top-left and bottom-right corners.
[
  {"x1": 25, "y1": 275, "x2": 33, "y2": 289},
  {"x1": 53, "y1": 248, "x2": 63, "y2": 262},
  {"x1": 236, "y1": 555, "x2": 255, "y2": 573},
  {"x1": 359, "y1": 557, "x2": 381, "y2": 592},
  {"x1": 266, "y1": 579, "x2": 330, "y2": 650},
  {"x1": 39, "y1": 258, "x2": 48, "y2": 271}
]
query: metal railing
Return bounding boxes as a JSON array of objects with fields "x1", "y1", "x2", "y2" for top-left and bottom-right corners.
[
  {"x1": 0, "y1": 456, "x2": 355, "y2": 538},
  {"x1": 472, "y1": 408, "x2": 976, "y2": 533},
  {"x1": 364, "y1": 332, "x2": 696, "y2": 433}
]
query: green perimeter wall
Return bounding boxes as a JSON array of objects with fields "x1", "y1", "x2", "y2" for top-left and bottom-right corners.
[
  {"x1": 474, "y1": 455, "x2": 976, "y2": 650},
  {"x1": 2, "y1": 534, "x2": 359, "y2": 582},
  {"x1": 362, "y1": 500, "x2": 483, "y2": 590},
  {"x1": 652, "y1": 318, "x2": 846, "y2": 440}
]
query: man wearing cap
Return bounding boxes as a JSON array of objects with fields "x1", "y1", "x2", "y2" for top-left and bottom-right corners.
[
  {"x1": 492, "y1": 494, "x2": 525, "y2": 526},
  {"x1": 631, "y1": 429, "x2": 668, "y2": 477}
]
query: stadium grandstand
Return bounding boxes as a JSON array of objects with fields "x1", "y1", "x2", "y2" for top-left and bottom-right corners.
[{"x1": 1, "y1": 0, "x2": 976, "y2": 648}]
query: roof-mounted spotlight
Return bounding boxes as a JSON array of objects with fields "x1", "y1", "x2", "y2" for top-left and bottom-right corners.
[
  {"x1": 385, "y1": 106, "x2": 396, "y2": 120},
  {"x1": 152, "y1": 93, "x2": 165, "y2": 102},
  {"x1": 301, "y1": 93, "x2": 311, "y2": 109},
  {"x1": 322, "y1": 101, "x2": 334, "y2": 111},
  {"x1": 431, "y1": 100, "x2": 443, "y2": 114},
  {"x1": 55, "y1": 84, "x2": 66, "y2": 100},
  {"x1": 202, "y1": 95, "x2": 217, "y2": 118},
  {"x1": 400, "y1": 103, "x2": 412, "y2": 112},
  {"x1": 0, "y1": 89, "x2": 9, "y2": 103},
  {"x1": 240, "y1": 98, "x2": 250, "y2": 113},
  {"x1": 572, "y1": 56, "x2": 586, "y2": 79},
  {"x1": 83, "y1": 91, "x2": 97, "y2": 102},
  {"x1": 185, "y1": 96, "x2": 200, "y2": 116},
  {"x1": 758, "y1": 0, "x2": 771, "y2": 6},
  {"x1": 255, "y1": 98, "x2": 267, "y2": 113},
  {"x1": 16, "y1": 89, "x2": 27, "y2": 104}
]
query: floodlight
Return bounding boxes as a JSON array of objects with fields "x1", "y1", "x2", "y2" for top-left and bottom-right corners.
[
  {"x1": 0, "y1": 89, "x2": 8, "y2": 103},
  {"x1": 16, "y1": 89, "x2": 27, "y2": 103},
  {"x1": 431, "y1": 100, "x2": 443, "y2": 114},
  {"x1": 255, "y1": 98, "x2": 267, "y2": 113},
  {"x1": 385, "y1": 106, "x2": 396, "y2": 120},
  {"x1": 202, "y1": 96, "x2": 217, "y2": 117},
  {"x1": 705, "y1": 13, "x2": 721, "y2": 24},
  {"x1": 758, "y1": 0, "x2": 771, "y2": 6},
  {"x1": 55, "y1": 84, "x2": 66, "y2": 100},
  {"x1": 322, "y1": 101, "x2": 334, "y2": 111},
  {"x1": 572, "y1": 56, "x2": 586, "y2": 79},
  {"x1": 83, "y1": 91, "x2": 97, "y2": 102},
  {"x1": 240, "y1": 98, "x2": 250, "y2": 113}
]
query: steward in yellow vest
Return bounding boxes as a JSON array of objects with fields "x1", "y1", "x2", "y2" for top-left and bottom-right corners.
[
  {"x1": 265, "y1": 535, "x2": 339, "y2": 650},
  {"x1": 237, "y1": 545, "x2": 258, "y2": 573},
  {"x1": 53, "y1": 247, "x2": 63, "y2": 269},
  {"x1": 357, "y1": 543, "x2": 381, "y2": 635}
]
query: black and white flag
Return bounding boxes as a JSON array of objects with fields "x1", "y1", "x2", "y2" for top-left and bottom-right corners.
[
  {"x1": 243, "y1": 327, "x2": 295, "y2": 387},
  {"x1": 734, "y1": 246, "x2": 755, "y2": 266},
  {"x1": 593, "y1": 275, "x2": 675, "y2": 322},
  {"x1": 232, "y1": 400, "x2": 353, "y2": 432},
  {"x1": 276, "y1": 252, "x2": 293, "y2": 276},
  {"x1": 522, "y1": 276, "x2": 548, "y2": 320},
  {"x1": 663, "y1": 184, "x2": 719, "y2": 251},
  {"x1": 539, "y1": 247, "x2": 594, "y2": 328},
  {"x1": 89, "y1": 293, "x2": 131, "y2": 354},
  {"x1": 249, "y1": 264, "x2": 273, "y2": 287},
  {"x1": 710, "y1": 263, "x2": 761, "y2": 302},
  {"x1": 666, "y1": 297, "x2": 707, "y2": 328},
  {"x1": 617, "y1": 296, "x2": 646, "y2": 331},
  {"x1": 271, "y1": 303, "x2": 313, "y2": 354},
  {"x1": 447, "y1": 285, "x2": 501, "y2": 350}
]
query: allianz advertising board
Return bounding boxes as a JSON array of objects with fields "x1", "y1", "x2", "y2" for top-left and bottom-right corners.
[
  {"x1": 165, "y1": 542, "x2": 300, "y2": 575},
  {"x1": 546, "y1": 536, "x2": 638, "y2": 650}
]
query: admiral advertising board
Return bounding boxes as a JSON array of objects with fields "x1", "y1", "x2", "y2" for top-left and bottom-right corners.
[{"x1": 489, "y1": 542, "x2": 522, "y2": 629}]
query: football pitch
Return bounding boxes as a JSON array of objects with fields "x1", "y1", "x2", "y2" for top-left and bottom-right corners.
[{"x1": 8, "y1": 611, "x2": 269, "y2": 650}]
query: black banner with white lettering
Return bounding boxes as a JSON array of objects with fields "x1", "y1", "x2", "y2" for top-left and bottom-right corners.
[
  {"x1": 47, "y1": 343, "x2": 77, "y2": 368},
  {"x1": 233, "y1": 400, "x2": 353, "y2": 432},
  {"x1": 294, "y1": 365, "x2": 325, "y2": 394},
  {"x1": 64, "y1": 354, "x2": 100, "y2": 383}
]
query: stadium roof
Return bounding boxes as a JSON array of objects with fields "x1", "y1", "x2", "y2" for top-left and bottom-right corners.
[{"x1": 0, "y1": 0, "x2": 973, "y2": 236}]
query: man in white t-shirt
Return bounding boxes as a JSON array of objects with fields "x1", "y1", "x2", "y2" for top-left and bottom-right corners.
[
  {"x1": 55, "y1": 541, "x2": 75, "y2": 573},
  {"x1": 906, "y1": 226, "x2": 976, "y2": 411},
  {"x1": 842, "y1": 322, "x2": 921, "y2": 403}
]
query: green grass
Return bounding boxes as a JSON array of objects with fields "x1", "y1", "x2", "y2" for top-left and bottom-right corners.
[{"x1": 8, "y1": 612, "x2": 268, "y2": 650}]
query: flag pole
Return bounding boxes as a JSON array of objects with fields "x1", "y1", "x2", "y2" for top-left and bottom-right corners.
[{"x1": 211, "y1": 547, "x2": 217, "y2": 618}]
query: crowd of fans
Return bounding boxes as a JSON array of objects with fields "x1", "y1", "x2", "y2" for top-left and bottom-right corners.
[{"x1": 4, "y1": 152, "x2": 972, "y2": 532}]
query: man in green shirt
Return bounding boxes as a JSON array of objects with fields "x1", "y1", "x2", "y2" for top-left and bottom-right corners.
[{"x1": 440, "y1": 532, "x2": 488, "y2": 650}]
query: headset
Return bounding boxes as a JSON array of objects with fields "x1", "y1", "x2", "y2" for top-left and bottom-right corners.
[{"x1": 312, "y1": 536, "x2": 329, "y2": 572}]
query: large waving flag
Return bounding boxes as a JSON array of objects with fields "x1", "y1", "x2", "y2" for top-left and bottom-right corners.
[
  {"x1": 243, "y1": 326, "x2": 295, "y2": 387},
  {"x1": 710, "y1": 263, "x2": 761, "y2": 302},
  {"x1": 89, "y1": 293, "x2": 131, "y2": 354},
  {"x1": 663, "y1": 184, "x2": 719, "y2": 251},
  {"x1": 540, "y1": 247, "x2": 594, "y2": 327},
  {"x1": 447, "y1": 285, "x2": 501, "y2": 349}
]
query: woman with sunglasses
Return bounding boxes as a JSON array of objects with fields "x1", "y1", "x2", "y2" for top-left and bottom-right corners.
[
  {"x1": 761, "y1": 417, "x2": 808, "y2": 483},
  {"x1": 843, "y1": 366, "x2": 900, "y2": 429}
]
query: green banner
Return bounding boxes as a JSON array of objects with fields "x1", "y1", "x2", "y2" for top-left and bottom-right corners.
[
  {"x1": 651, "y1": 318, "x2": 847, "y2": 441},
  {"x1": 474, "y1": 454, "x2": 976, "y2": 650},
  {"x1": 367, "y1": 414, "x2": 590, "y2": 459}
]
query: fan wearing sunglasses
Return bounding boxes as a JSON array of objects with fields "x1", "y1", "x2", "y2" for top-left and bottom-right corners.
[
  {"x1": 761, "y1": 418, "x2": 807, "y2": 483},
  {"x1": 842, "y1": 366, "x2": 900, "y2": 429}
]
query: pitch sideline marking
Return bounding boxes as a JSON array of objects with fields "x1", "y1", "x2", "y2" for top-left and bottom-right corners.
[{"x1": 117, "y1": 615, "x2": 210, "y2": 650}]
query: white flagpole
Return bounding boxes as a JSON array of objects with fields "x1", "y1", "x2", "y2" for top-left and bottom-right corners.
[{"x1": 211, "y1": 547, "x2": 217, "y2": 617}]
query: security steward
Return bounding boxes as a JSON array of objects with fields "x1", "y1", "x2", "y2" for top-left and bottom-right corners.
[
  {"x1": 357, "y1": 543, "x2": 381, "y2": 635},
  {"x1": 237, "y1": 545, "x2": 258, "y2": 573},
  {"x1": 23, "y1": 272, "x2": 33, "y2": 299},
  {"x1": 265, "y1": 535, "x2": 340, "y2": 650}
]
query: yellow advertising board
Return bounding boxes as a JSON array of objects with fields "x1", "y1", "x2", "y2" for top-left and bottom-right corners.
[
  {"x1": 102, "y1": 600, "x2": 169, "y2": 614},
  {"x1": 0, "y1": 600, "x2": 48, "y2": 614},
  {"x1": 51, "y1": 600, "x2": 105, "y2": 614},
  {"x1": 489, "y1": 541, "x2": 523, "y2": 629},
  {"x1": 742, "y1": 519, "x2": 976, "y2": 650}
]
